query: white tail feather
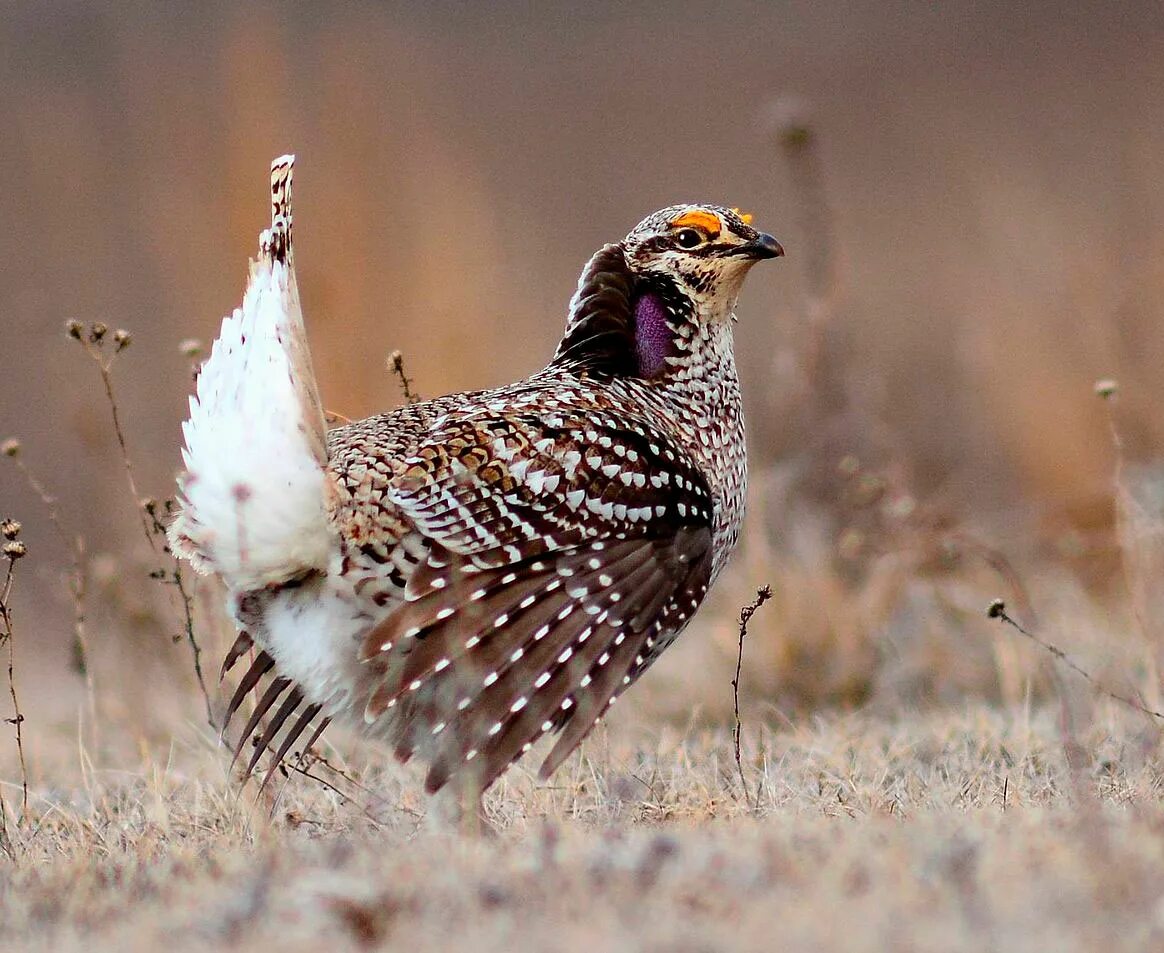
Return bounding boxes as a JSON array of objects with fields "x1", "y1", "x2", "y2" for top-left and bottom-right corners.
[{"x1": 169, "y1": 155, "x2": 333, "y2": 591}]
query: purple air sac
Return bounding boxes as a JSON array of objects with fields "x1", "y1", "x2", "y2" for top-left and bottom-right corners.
[{"x1": 633, "y1": 292, "x2": 673, "y2": 378}]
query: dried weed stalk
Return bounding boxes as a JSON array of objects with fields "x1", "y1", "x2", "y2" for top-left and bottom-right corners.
[
  {"x1": 987, "y1": 598, "x2": 1164, "y2": 722},
  {"x1": 733, "y1": 585, "x2": 772, "y2": 809},
  {"x1": 2, "y1": 439, "x2": 96, "y2": 732},
  {"x1": 988, "y1": 380, "x2": 1164, "y2": 726},
  {"x1": 68, "y1": 321, "x2": 214, "y2": 730},
  {"x1": 144, "y1": 498, "x2": 214, "y2": 729},
  {"x1": 0, "y1": 519, "x2": 30, "y2": 841},
  {"x1": 279, "y1": 747, "x2": 410, "y2": 828},
  {"x1": 1096, "y1": 379, "x2": 1164, "y2": 648},
  {"x1": 388, "y1": 349, "x2": 420, "y2": 405},
  {"x1": 66, "y1": 320, "x2": 154, "y2": 550}
]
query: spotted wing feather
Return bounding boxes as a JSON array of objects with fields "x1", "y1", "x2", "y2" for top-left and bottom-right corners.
[{"x1": 360, "y1": 411, "x2": 716, "y2": 792}]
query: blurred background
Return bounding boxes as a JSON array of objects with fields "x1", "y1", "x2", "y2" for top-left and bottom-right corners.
[{"x1": 3, "y1": 1, "x2": 1164, "y2": 742}]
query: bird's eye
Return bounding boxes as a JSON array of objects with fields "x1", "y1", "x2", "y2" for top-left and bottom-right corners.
[{"x1": 675, "y1": 228, "x2": 703, "y2": 249}]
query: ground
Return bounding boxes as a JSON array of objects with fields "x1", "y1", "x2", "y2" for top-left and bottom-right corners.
[{"x1": 2, "y1": 701, "x2": 1162, "y2": 952}]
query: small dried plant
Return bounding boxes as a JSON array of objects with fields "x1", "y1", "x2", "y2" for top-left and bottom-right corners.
[
  {"x1": 2, "y1": 436, "x2": 97, "y2": 742},
  {"x1": 731, "y1": 585, "x2": 771, "y2": 811},
  {"x1": 0, "y1": 516, "x2": 29, "y2": 859},
  {"x1": 65, "y1": 320, "x2": 214, "y2": 729}
]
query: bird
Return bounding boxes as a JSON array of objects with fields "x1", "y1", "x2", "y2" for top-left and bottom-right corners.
[{"x1": 168, "y1": 155, "x2": 783, "y2": 798}]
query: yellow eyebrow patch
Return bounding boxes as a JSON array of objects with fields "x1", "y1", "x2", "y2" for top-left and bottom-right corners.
[
  {"x1": 731, "y1": 207, "x2": 754, "y2": 225},
  {"x1": 669, "y1": 209, "x2": 722, "y2": 238}
]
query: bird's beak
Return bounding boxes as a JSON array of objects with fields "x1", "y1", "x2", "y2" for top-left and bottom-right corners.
[{"x1": 729, "y1": 232, "x2": 784, "y2": 260}]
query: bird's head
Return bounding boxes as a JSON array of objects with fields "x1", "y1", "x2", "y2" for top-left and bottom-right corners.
[
  {"x1": 621, "y1": 204, "x2": 783, "y2": 309},
  {"x1": 553, "y1": 204, "x2": 783, "y2": 380}
]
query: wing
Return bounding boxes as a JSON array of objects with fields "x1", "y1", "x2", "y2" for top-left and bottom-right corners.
[{"x1": 359, "y1": 402, "x2": 716, "y2": 793}]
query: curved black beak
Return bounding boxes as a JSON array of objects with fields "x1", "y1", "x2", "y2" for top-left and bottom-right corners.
[{"x1": 724, "y1": 232, "x2": 785, "y2": 260}]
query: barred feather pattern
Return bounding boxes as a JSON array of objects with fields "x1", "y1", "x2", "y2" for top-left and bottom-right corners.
[{"x1": 189, "y1": 161, "x2": 779, "y2": 794}]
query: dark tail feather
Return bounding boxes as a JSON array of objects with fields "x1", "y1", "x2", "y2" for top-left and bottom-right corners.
[
  {"x1": 220, "y1": 631, "x2": 254, "y2": 681},
  {"x1": 300, "y1": 716, "x2": 332, "y2": 761},
  {"x1": 245, "y1": 686, "x2": 305, "y2": 777},
  {"x1": 223, "y1": 651, "x2": 275, "y2": 730},
  {"x1": 230, "y1": 675, "x2": 290, "y2": 767},
  {"x1": 257, "y1": 702, "x2": 322, "y2": 794}
]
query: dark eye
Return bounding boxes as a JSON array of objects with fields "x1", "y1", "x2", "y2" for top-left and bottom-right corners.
[{"x1": 675, "y1": 228, "x2": 703, "y2": 249}]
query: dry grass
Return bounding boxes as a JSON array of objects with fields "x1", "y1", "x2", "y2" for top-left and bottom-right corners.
[{"x1": 2, "y1": 703, "x2": 1163, "y2": 952}]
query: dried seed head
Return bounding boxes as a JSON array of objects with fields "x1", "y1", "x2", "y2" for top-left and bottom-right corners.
[
  {"x1": 763, "y1": 94, "x2": 814, "y2": 148},
  {"x1": 65, "y1": 319, "x2": 84, "y2": 340},
  {"x1": 837, "y1": 527, "x2": 863, "y2": 561},
  {"x1": 388, "y1": 349, "x2": 404, "y2": 373},
  {"x1": 1094, "y1": 379, "x2": 1118, "y2": 400},
  {"x1": 0, "y1": 439, "x2": 19, "y2": 458},
  {"x1": 987, "y1": 598, "x2": 1006, "y2": 619},
  {"x1": 113, "y1": 329, "x2": 132, "y2": 352},
  {"x1": 89, "y1": 322, "x2": 108, "y2": 344},
  {"x1": 852, "y1": 473, "x2": 886, "y2": 507},
  {"x1": 2, "y1": 540, "x2": 27, "y2": 561},
  {"x1": 884, "y1": 494, "x2": 916, "y2": 521},
  {"x1": 1, "y1": 519, "x2": 21, "y2": 540}
]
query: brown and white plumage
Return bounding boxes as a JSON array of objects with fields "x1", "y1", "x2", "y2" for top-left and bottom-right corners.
[{"x1": 169, "y1": 157, "x2": 782, "y2": 795}]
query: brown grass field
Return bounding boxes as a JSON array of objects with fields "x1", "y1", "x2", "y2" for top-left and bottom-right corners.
[
  {"x1": 5, "y1": 4, "x2": 1164, "y2": 950},
  {"x1": 3, "y1": 701, "x2": 1164, "y2": 951}
]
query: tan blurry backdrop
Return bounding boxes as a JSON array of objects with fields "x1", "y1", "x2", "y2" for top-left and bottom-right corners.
[{"x1": 3, "y1": 2, "x2": 1164, "y2": 725}]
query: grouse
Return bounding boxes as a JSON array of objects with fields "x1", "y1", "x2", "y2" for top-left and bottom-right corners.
[{"x1": 169, "y1": 156, "x2": 783, "y2": 795}]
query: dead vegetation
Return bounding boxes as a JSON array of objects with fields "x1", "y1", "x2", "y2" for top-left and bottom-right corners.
[{"x1": 2, "y1": 705, "x2": 1163, "y2": 952}]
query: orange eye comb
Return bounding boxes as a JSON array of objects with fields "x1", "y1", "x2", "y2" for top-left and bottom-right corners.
[{"x1": 669, "y1": 209, "x2": 722, "y2": 238}]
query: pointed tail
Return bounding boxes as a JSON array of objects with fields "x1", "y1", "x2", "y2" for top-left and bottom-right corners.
[{"x1": 169, "y1": 155, "x2": 334, "y2": 591}]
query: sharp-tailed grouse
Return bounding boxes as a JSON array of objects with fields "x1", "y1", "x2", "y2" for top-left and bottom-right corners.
[{"x1": 169, "y1": 156, "x2": 782, "y2": 795}]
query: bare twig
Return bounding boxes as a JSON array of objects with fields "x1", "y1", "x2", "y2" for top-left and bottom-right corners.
[
  {"x1": 2, "y1": 441, "x2": 94, "y2": 731},
  {"x1": 770, "y1": 97, "x2": 836, "y2": 305},
  {"x1": 0, "y1": 557, "x2": 12, "y2": 861},
  {"x1": 388, "y1": 349, "x2": 420, "y2": 405},
  {"x1": 69, "y1": 323, "x2": 215, "y2": 731},
  {"x1": 0, "y1": 789, "x2": 8, "y2": 862},
  {"x1": 0, "y1": 530, "x2": 30, "y2": 824},
  {"x1": 733, "y1": 585, "x2": 772, "y2": 810},
  {"x1": 173, "y1": 569, "x2": 212, "y2": 726},
  {"x1": 67, "y1": 323, "x2": 155, "y2": 552},
  {"x1": 986, "y1": 599, "x2": 1164, "y2": 721},
  {"x1": 274, "y1": 747, "x2": 417, "y2": 827},
  {"x1": 0, "y1": 767, "x2": 8, "y2": 861},
  {"x1": 280, "y1": 761, "x2": 382, "y2": 826},
  {"x1": 145, "y1": 500, "x2": 214, "y2": 730},
  {"x1": 1096, "y1": 379, "x2": 1163, "y2": 652}
]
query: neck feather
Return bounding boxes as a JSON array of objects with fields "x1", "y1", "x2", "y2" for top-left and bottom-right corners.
[{"x1": 551, "y1": 246, "x2": 702, "y2": 382}]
